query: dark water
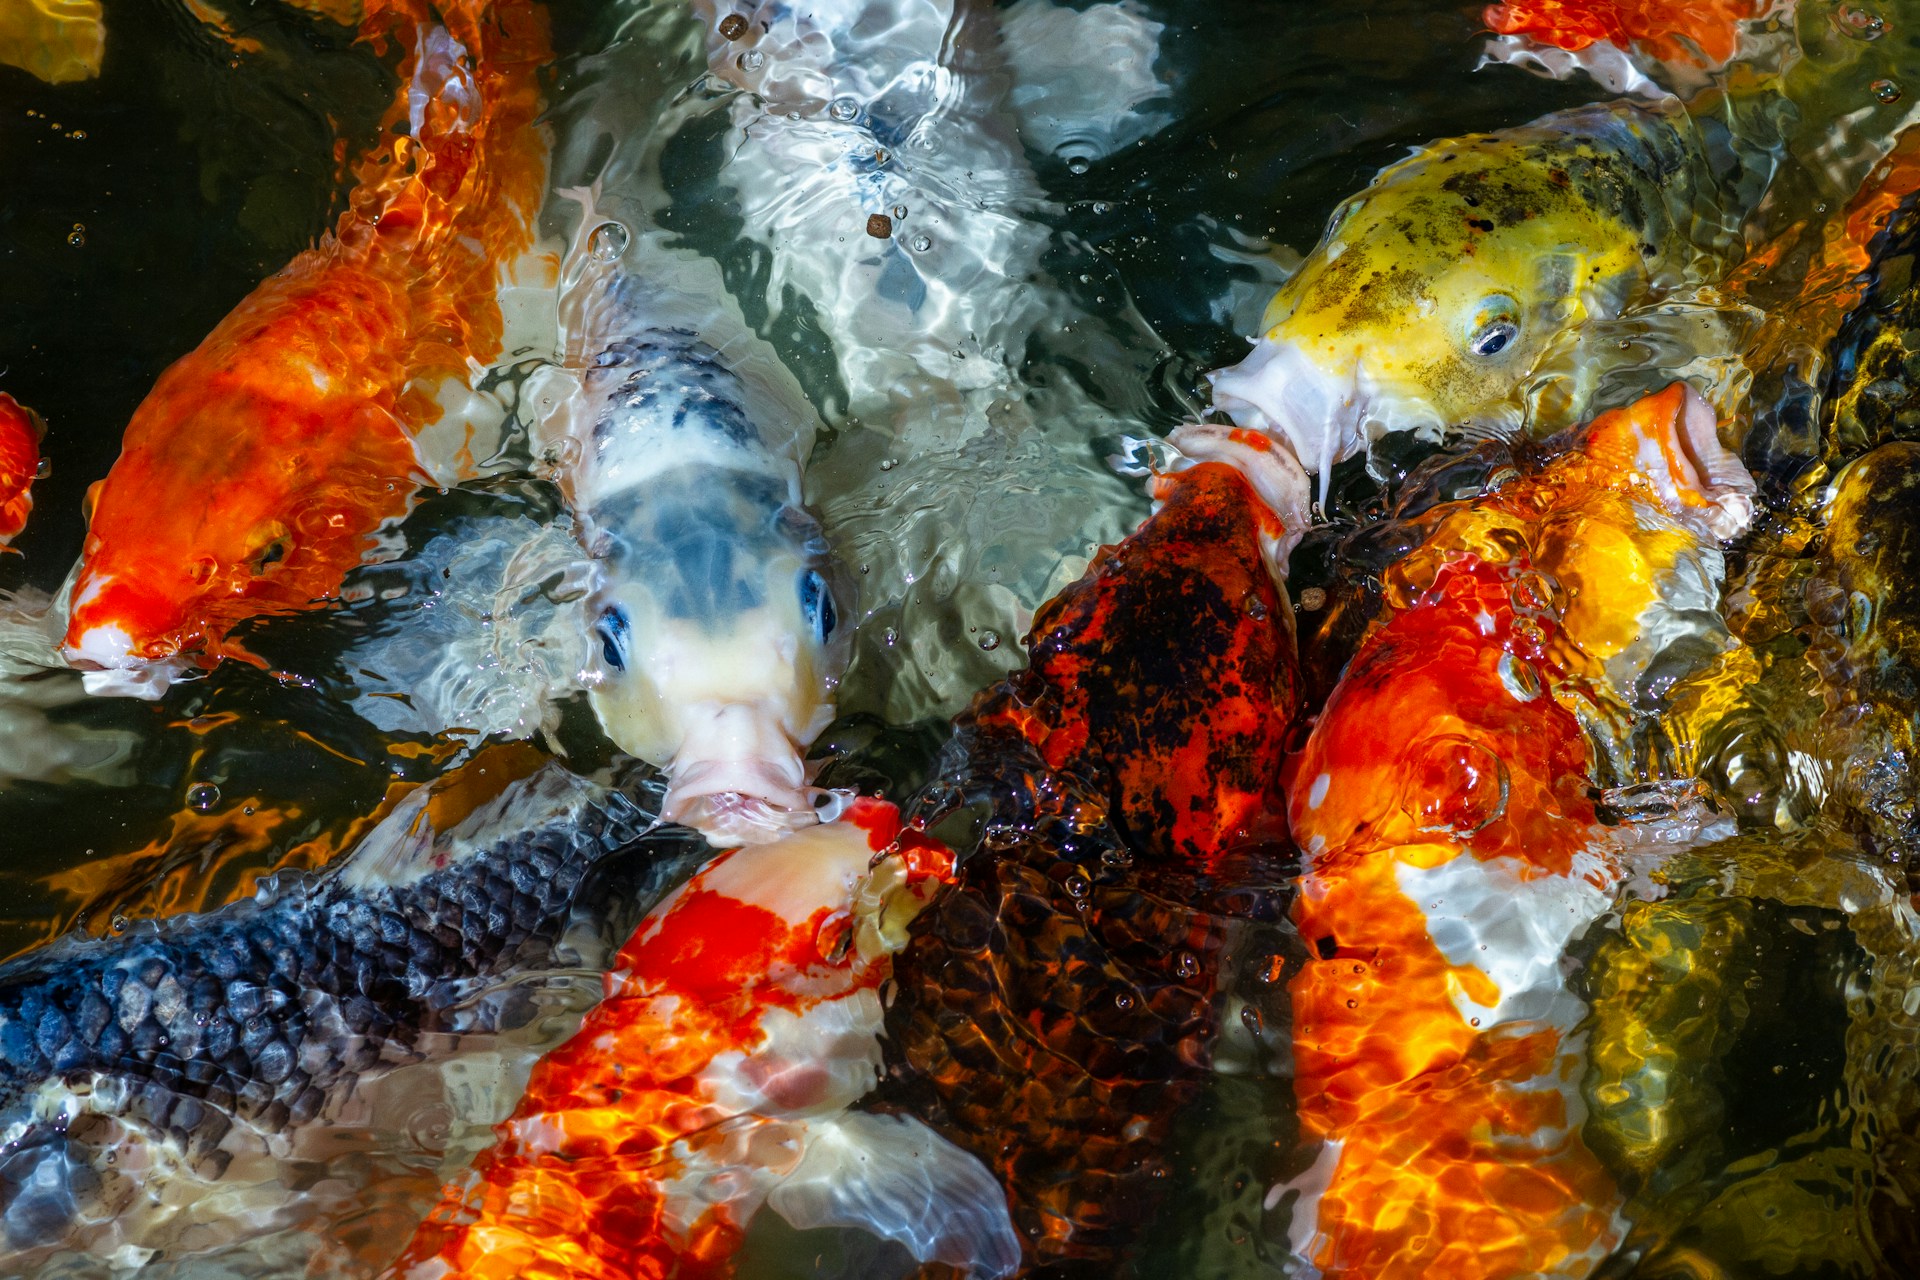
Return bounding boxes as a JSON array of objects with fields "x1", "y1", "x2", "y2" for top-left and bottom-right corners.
[{"x1": 1, "y1": 0, "x2": 1918, "y2": 1275}]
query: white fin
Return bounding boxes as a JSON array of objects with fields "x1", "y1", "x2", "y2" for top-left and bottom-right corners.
[{"x1": 766, "y1": 1112, "x2": 1021, "y2": 1278}]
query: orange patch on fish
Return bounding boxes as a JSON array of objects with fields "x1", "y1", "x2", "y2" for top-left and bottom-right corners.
[
  {"x1": 0, "y1": 393, "x2": 42, "y2": 545},
  {"x1": 1483, "y1": 0, "x2": 1766, "y2": 66}
]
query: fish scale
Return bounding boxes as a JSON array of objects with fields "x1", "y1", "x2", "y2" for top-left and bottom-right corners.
[{"x1": 0, "y1": 763, "x2": 678, "y2": 1262}]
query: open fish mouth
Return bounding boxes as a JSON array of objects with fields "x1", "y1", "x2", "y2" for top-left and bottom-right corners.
[{"x1": 1205, "y1": 338, "x2": 1440, "y2": 510}]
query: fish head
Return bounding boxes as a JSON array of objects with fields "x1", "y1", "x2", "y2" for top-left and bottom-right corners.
[
  {"x1": 62, "y1": 389, "x2": 417, "y2": 697},
  {"x1": 584, "y1": 470, "x2": 851, "y2": 846},
  {"x1": 1210, "y1": 139, "x2": 1653, "y2": 484}
]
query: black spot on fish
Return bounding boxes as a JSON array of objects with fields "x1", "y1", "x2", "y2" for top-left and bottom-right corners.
[{"x1": 1467, "y1": 217, "x2": 1494, "y2": 233}]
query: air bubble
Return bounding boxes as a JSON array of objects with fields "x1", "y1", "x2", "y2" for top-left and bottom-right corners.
[
  {"x1": 1838, "y1": 3, "x2": 1885, "y2": 37},
  {"x1": 1066, "y1": 156, "x2": 1090, "y2": 176},
  {"x1": 737, "y1": 49, "x2": 765, "y2": 71},
  {"x1": 909, "y1": 233, "x2": 933, "y2": 252},
  {"x1": 1064, "y1": 872, "x2": 1091, "y2": 898},
  {"x1": 891, "y1": 204, "x2": 908, "y2": 220},
  {"x1": 588, "y1": 221, "x2": 629, "y2": 263},
  {"x1": 1175, "y1": 951, "x2": 1200, "y2": 979},
  {"x1": 66, "y1": 223, "x2": 85, "y2": 248},
  {"x1": 1091, "y1": 201, "x2": 1110, "y2": 214},
  {"x1": 978, "y1": 629, "x2": 1001, "y2": 651},
  {"x1": 1873, "y1": 78, "x2": 1903, "y2": 103},
  {"x1": 187, "y1": 783, "x2": 220, "y2": 812},
  {"x1": 829, "y1": 96, "x2": 860, "y2": 122}
]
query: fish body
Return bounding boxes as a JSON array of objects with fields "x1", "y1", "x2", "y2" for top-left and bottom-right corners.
[
  {"x1": 1480, "y1": 0, "x2": 1785, "y2": 97},
  {"x1": 881, "y1": 451, "x2": 1306, "y2": 1267},
  {"x1": 0, "y1": 394, "x2": 43, "y2": 545},
  {"x1": 1209, "y1": 101, "x2": 1764, "y2": 494},
  {"x1": 0, "y1": 0, "x2": 103, "y2": 84},
  {"x1": 0, "y1": 752, "x2": 685, "y2": 1269},
  {"x1": 63, "y1": 0, "x2": 551, "y2": 697},
  {"x1": 1280, "y1": 384, "x2": 1750, "y2": 1278},
  {"x1": 537, "y1": 193, "x2": 846, "y2": 845},
  {"x1": 389, "y1": 801, "x2": 1020, "y2": 1279}
]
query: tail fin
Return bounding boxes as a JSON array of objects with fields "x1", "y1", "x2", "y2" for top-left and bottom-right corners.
[{"x1": 767, "y1": 1112, "x2": 1022, "y2": 1278}]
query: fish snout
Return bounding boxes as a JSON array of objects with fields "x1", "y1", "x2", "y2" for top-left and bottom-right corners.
[
  {"x1": 1207, "y1": 338, "x2": 1371, "y2": 501},
  {"x1": 661, "y1": 702, "x2": 821, "y2": 846},
  {"x1": 63, "y1": 578, "x2": 196, "y2": 699}
]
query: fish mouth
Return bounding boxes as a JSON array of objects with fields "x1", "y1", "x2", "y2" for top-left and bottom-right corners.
[
  {"x1": 660, "y1": 702, "x2": 823, "y2": 847},
  {"x1": 1206, "y1": 339, "x2": 1377, "y2": 507},
  {"x1": 62, "y1": 624, "x2": 192, "y2": 700}
]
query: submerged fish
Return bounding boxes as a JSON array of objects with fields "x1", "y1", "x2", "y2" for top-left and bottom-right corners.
[
  {"x1": 880, "y1": 446, "x2": 1307, "y2": 1267},
  {"x1": 1279, "y1": 384, "x2": 1751, "y2": 1278},
  {"x1": 0, "y1": 749, "x2": 689, "y2": 1270},
  {"x1": 1480, "y1": 0, "x2": 1784, "y2": 97},
  {"x1": 63, "y1": 0, "x2": 551, "y2": 697},
  {"x1": 533, "y1": 190, "x2": 847, "y2": 845},
  {"x1": 0, "y1": 394, "x2": 43, "y2": 545},
  {"x1": 388, "y1": 802, "x2": 1020, "y2": 1279},
  {"x1": 0, "y1": 0, "x2": 103, "y2": 85},
  {"x1": 1208, "y1": 100, "x2": 1770, "y2": 498}
]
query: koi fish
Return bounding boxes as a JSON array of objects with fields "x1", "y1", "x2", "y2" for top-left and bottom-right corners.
[
  {"x1": 1207, "y1": 100, "x2": 1773, "y2": 502},
  {"x1": 0, "y1": 748, "x2": 696, "y2": 1269},
  {"x1": 881, "y1": 443, "x2": 1307, "y2": 1267},
  {"x1": 0, "y1": 0, "x2": 103, "y2": 85},
  {"x1": 63, "y1": 0, "x2": 551, "y2": 697},
  {"x1": 1279, "y1": 383, "x2": 1751, "y2": 1278},
  {"x1": 388, "y1": 801, "x2": 1021, "y2": 1279},
  {"x1": 1480, "y1": 0, "x2": 1783, "y2": 97},
  {"x1": 532, "y1": 190, "x2": 847, "y2": 845},
  {"x1": 0, "y1": 394, "x2": 43, "y2": 546}
]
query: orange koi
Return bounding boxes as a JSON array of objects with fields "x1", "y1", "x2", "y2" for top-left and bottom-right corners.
[
  {"x1": 1483, "y1": 0, "x2": 1770, "y2": 69},
  {"x1": 63, "y1": 0, "x2": 550, "y2": 696},
  {"x1": 0, "y1": 393, "x2": 43, "y2": 545},
  {"x1": 1280, "y1": 384, "x2": 1752, "y2": 1278},
  {"x1": 387, "y1": 799, "x2": 1020, "y2": 1280}
]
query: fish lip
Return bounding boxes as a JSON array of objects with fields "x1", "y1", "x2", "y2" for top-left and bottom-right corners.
[
  {"x1": 1206, "y1": 338, "x2": 1372, "y2": 504},
  {"x1": 62, "y1": 623, "x2": 195, "y2": 700},
  {"x1": 658, "y1": 704, "x2": 824, "y2": 846}
]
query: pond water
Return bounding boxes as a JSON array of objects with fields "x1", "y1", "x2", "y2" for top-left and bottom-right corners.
[{"x1": 2, "y1": 0, "x2": 1920, "y2": 1275}]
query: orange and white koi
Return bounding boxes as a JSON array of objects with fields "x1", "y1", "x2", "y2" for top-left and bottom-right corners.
[
  {"x1": 63, "y1": 0, "x2": 550, "y2": 697},
  {"x1": 1278, "y1": 384, "x2": 1751, "y2": 1278},
  {"x1": 387, "y1": 799, "x2": 1020, "y2": 1280},
  {"x1": 0, "y1": 394, "x2": 43, "y2": 546}
]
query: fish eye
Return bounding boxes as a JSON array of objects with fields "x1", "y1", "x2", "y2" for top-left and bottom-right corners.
[
  {"x1": 799, "y1": 570, "x2": 836, "y2": 643},
  {"x1": 596, "y1": 606, "x2": 630, "y2": 674},
  {"x1": 1468, "y1": 308, "x2": 1521, "y2": 359}
]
